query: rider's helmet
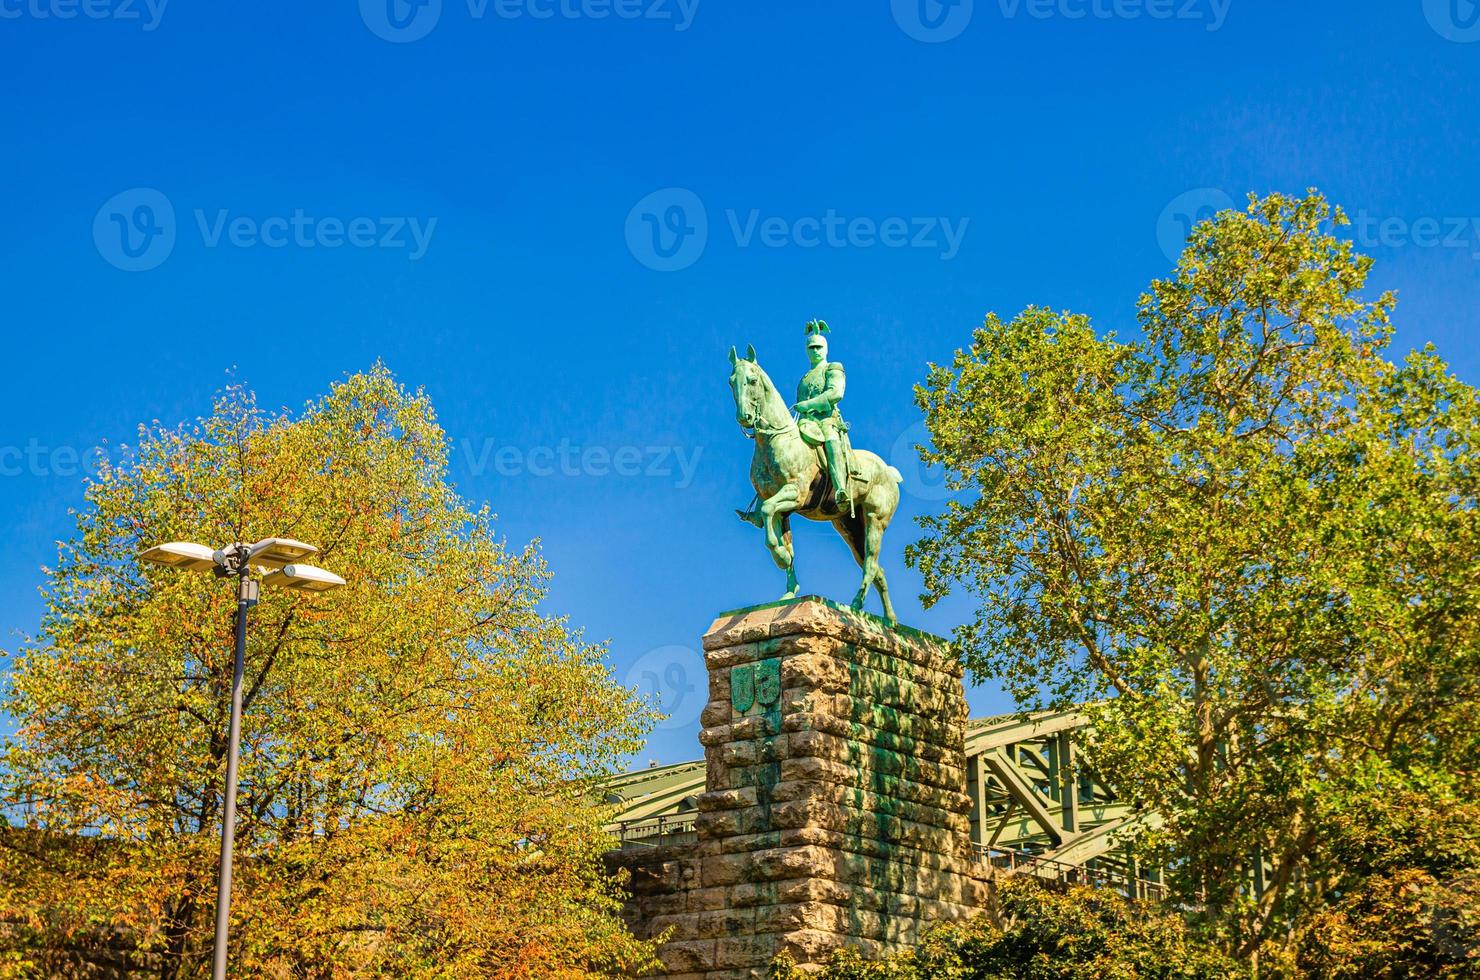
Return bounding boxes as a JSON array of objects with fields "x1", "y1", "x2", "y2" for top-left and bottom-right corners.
[{"x1": 805, "y1": 319, "x2": 830, "y2": 355}]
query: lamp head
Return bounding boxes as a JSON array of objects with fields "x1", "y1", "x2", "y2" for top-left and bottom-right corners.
[
  {"x1": 247, "y1": 538, "x2": 320, "y2": 569},
  {"x1": 261, "y1": 563, "x2": 346, "y2": 594},
  {"x1": 139, "y1": 542, "x2": 220, "y2": 573}
]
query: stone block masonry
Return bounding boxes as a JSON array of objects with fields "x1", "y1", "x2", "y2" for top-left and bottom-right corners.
[{"x1": 608, "y1": 597, "x2": 990, "y2": 979}]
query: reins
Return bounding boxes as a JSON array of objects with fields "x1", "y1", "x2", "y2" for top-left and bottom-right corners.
[{"x1": 743, "y1": 418, "x2": 796, "y2": 440}]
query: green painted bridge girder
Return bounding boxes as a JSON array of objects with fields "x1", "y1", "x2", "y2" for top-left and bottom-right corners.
[{"x1": 602, "y1": 707, "x2": 1158, "y2": 876}]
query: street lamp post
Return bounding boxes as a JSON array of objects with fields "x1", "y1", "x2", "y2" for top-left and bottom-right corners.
[{"x1": 140, "y1": 537, "x2": 345, "y2": 980}]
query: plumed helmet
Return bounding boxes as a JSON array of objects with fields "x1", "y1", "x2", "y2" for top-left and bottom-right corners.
[{"x1": 805, "y1": 319, "x2": 830, "y2": 349}]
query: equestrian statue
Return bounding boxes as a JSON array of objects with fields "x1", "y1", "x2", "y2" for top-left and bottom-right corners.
[{"x1": 729, "y1": 320, "x2": 904, "y2": 623}]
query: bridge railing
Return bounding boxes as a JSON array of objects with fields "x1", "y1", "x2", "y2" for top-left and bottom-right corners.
[
  {"x1": 975, "y1": 846, "x2": 1168, "y2": 902},
  {"x1": 611, "y1": 814, "x2": 698, "y2": 848}
]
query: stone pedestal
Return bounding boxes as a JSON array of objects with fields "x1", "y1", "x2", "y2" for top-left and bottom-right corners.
[{"x1": 614, "y1": 598, "x2": 989, "y2": 979}]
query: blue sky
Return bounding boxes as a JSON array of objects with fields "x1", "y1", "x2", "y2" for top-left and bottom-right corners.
[{"x1": 2, "y1": 1, "x2": 1478, "y2": 764}]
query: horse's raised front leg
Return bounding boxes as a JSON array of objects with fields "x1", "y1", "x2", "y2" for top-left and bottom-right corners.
[{"x1": 759, "y1": 484, "x2": 802, "y2": 598}]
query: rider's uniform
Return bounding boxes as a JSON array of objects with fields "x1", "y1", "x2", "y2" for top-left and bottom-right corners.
[{"x1": 796, "y1": 360, "x2": 851, "y2": 506}]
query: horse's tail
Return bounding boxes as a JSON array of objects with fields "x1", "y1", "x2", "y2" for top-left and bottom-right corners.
[{"x1": 886, "y1": 465, "x2": 903, "y2": 485}]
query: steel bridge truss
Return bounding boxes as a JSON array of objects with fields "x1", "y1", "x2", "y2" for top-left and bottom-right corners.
[{"x1": 603, "y1": 708, "x2": 1165, "y2": 899}]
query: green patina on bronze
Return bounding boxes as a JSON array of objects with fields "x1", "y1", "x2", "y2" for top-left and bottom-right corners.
[
  {"x1": 727, "y1": 323, "x2": 906, "y2": 622},
  {"x1": 731, "y1": 663, "x2": 756, "y2": 713},
  {"x1": 755, "y1": 658, "x2": 780, "y2": 708},
  {"x1": 747, "y1": 675, "x2": 787, "y2": 958},
  {"x1": 730, "y1": 657, "x2": 781, "y2": 714},
  {"x1": 730, "y1": 642, "x2": 786, "y2": 856}
]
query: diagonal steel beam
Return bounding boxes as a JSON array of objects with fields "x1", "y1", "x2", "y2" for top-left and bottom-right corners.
[
  {"x1": 601, "y1": 762, "x2": 706, "y2": 826},
  {"x1": 988, "y1": 801, "x2": 1020, "y2": 848},
  {"x1": 1041, "y1": 809, "x2": 1162, "y2": 868},
  {"x1": 966, "y1": 709, "x2": 1091, "y2": 754},
  {"x1": 982, "y1": 747, "x2": 1078, "y2": 847}
]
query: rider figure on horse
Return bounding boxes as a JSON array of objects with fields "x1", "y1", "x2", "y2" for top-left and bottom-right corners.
[
  {"x1": 726, "y1": 320, "x2": 904, "y2": 621},
  {"x1": 792, "y1": 320, "x2": 853, "y2": 510}
]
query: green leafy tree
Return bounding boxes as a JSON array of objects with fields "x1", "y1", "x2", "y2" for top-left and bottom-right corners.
[
  {"x1": 772, "y1": 876, "x2": 1244, "y2": 979},
  {"x1": 0, "y1": 366, "x2": 659, "y2": 978},
  {"x1": 906, "y1": 193, "x2": 1480, "y2": 969},
  {"x1": 1296, "y1": 867, "x2": 1479, "y2": 978}
]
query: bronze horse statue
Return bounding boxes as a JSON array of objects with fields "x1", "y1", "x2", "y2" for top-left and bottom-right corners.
[{"x1": 728, "y1": 345, "x2": 904, "y2": 622}]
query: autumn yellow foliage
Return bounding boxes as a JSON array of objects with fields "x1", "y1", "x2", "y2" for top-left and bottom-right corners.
[{"x1": 0, "y1": 367, "x2": 659, "y2": 978}]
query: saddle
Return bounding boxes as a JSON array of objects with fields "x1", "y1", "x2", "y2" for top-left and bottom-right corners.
[
  {"x1": 798, "y1": 419, "x2": 863, "y2": 514},
  {"x1": 799, "y1": 419, "x2": 836, "y2": 478}
]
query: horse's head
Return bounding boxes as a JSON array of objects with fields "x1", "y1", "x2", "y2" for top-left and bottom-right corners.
[{"x1": 728, "y1": 344, "x2": 769, "y2": 431}]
